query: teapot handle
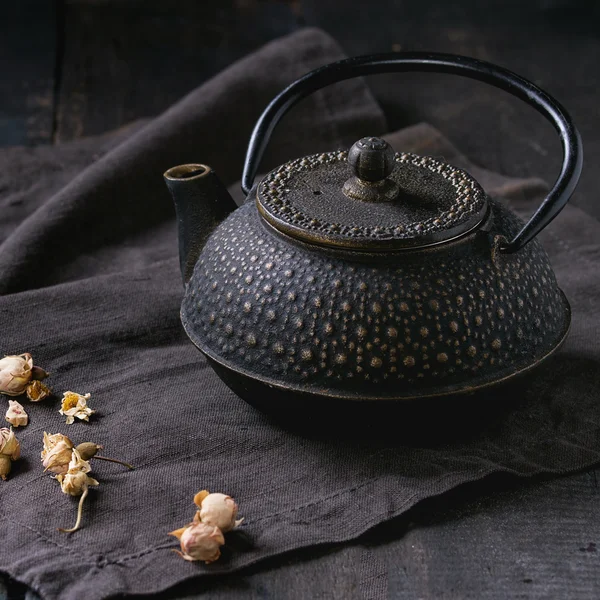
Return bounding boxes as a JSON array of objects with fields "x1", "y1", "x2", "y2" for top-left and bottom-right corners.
[{"x1": 241, "y1": 52, "x2": 582, "y2": 254}]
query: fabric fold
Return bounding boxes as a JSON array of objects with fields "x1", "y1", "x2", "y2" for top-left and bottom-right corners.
[{"x1": 0, "y1": 27, "x2": 385, "y2": 294}]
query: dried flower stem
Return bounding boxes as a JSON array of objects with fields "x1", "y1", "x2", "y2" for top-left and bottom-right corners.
[
  {"x1": 75, "y1": 442, "x2": 134, "y2": 470},
  {"x1": 92, "y1": 455, "x2": 134, "y2": 470},
  {"x1": 58, "y1": 486, "x2": 88, "y2": 533}
]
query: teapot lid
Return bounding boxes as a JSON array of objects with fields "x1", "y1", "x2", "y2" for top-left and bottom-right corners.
[{"x1": 256, "y1": 137, "x2": 488, "y2": 251}]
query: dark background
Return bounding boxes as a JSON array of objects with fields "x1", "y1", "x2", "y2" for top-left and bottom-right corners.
[
  {"x1": 2, "y1": 0, "x2": 599, "y2": 219},
  {"x1": 2, "y1": 1, "x2": 600, "y2": 598}
]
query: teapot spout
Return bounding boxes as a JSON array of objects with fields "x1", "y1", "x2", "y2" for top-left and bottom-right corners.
[{"x1": 164, "y1": 164, "x2": 237, "y2": 284}]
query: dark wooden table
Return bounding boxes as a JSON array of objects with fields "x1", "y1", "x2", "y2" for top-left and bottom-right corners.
[{"x1": 2, "y1": 1, "x2": 599, "y2": 598}]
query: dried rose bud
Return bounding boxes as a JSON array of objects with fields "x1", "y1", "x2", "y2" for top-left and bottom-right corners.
[
  {"x1": 56, "y1": 449, "x2": 99, "y2": 496},
  {"x1": 56, "y1": 449, "x2": 99, "y2": 533},
  {"x1": 41, "y1": 432, "x2": 74, "y2": 475},
  {"x1": 75, "y1": 442, "x2": 102, "y2": 460},
  {"x1": 0, "y1": 427, "x2": 20, "y2": 460},
  {"x1": 170, "y1": 522, "x2": 225, "y2": 563},
  {"x1": 59, "y1": 391, "x2": 95, "y2": 424},
  {"x1": 196, "y1": 492, "x2": 243, "y2": 533},
  {"x1": 0, "y1": 456, "x2": 11, "y2": 481},
  {"x1": 0, "y1": 427, "x2": 21, "y2": 480},
  {"x1": 26, "y1": 380, "x2": 52, "y2": 402},
  {"x1": 0, "y1": 354, "x2": 33, "y2": 396},
  {"x1": 58, "y1": 465, "x2": 94, "y2": 496},
  {"x1": 5, "y1": 400, "x2": 28, "y2": 427}
]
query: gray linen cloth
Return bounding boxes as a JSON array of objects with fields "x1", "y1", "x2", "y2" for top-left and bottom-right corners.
[{"x1": 0, "y1": 28, "x2": 598, "y2": 600}]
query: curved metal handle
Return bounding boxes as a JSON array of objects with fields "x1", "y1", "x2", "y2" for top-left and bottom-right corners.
[{"x1": 241, "y1": 52, "x2": 583, "y2": 253}]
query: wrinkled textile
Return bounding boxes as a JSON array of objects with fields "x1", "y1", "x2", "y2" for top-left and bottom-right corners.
[{"x1": 0, "y1": 28, "x2": 598, "y2": 600}]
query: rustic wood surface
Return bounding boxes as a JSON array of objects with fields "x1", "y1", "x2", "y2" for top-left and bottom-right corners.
[
  {"x1": 1, "y1": 1, "x2": 599, "y2": 598},
  {"x1": 0, "y1": 1, "x2": 56, "y2": 146}
]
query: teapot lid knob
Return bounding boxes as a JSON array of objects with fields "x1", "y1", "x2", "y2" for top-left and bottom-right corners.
[
  {"x1": 347, "y1": 137, "x2": 396, "y2": 182},
  {"x1": 344, "y1": 137, "x2": 399, "y2": 202}
]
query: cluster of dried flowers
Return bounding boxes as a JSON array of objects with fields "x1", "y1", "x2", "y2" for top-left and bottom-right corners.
[
  {"x1": 0, "y1": 353, "x2": 50, "y2": 400},
  {"x1": 0, "y1": 353, "x2": 96, "y2": 428},
  {"x1": 0, "y1": 353, "x2": 49, "y2": 478},
  {"x1": 41, "y1": 432, "x2": 133, "y2": 532},
  {"x1": 170, "y1": 491, "x2": 243, "y2": 563},
  {"x1": 0, "y1": 351, "x2": 132, "y2": 533},
  {"x1": 1, "y1": 352, "x2": 248, "y2": 555},
  {"x1": 0, "y1": 353, "x2": 98, "y2": 483},
  {"x1": 0, "y1": 354, "x2": 51, "y2": 430}
]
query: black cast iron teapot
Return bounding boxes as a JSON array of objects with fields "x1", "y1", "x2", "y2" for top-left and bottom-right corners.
[{"x1": 164, "y1": 53, "x2": 582, "y2": 413}]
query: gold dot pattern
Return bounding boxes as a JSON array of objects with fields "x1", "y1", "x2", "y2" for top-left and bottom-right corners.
[{"x1": 182, "y1": 200, "x2": 569, "y2": 398}]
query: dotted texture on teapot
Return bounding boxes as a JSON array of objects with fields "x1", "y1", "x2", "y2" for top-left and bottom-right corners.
[
  {"x1": 181, "y1": 200, "x2": 569, "y2": 399},
  {"x1": 257, "y1": 150, "x2": 487, "y2": 250}
]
